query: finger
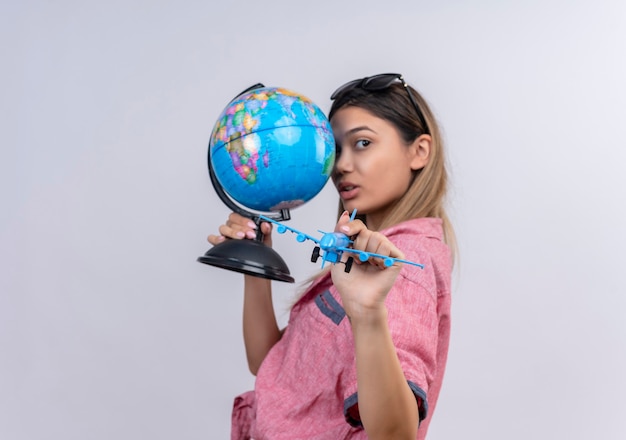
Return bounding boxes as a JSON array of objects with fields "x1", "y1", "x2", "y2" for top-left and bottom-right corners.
[
  {"x1": 339, "y1": 217, "x2": 367, "y2": 238},
  {"x1": 334, "y1": 210, "x2": 351, "y2": 233},
  {"x1": 223, "y1": 213, "x2": 263, "y2": 239},
  {"x1": 207, "y1": 234, "x2": 226, "y2": 245},
  {"x1": 361, "y1": 233, "x2": 388, "y2": 269},
  {"x1": 355, "y1": 232, "x2": 404, "y2": 269},
  {"x1": 231, "y1": 214, "x2": 261, "y2": 239},
  {"x1": 219, "y1": 223, "x2": 248, "y2": 239},
  {"x1": 257, "y1": 221, "x2": 273, "y2": 246},
  {"x1": 226, "y1": 213, "x2": 257, "y2": 231},
  {"x1": 373, "y1": 241, "x2": 397, "y2": 269},
  {"x1": 260, "y1": 221, "x2": 273, "y2": 235}
]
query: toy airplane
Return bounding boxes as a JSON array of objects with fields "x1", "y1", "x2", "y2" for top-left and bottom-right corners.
[{"x1": 258, "y1": 209, "x2": 424, "y2": 273}]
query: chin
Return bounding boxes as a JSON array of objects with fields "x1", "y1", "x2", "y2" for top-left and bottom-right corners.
[
  {"x1": 340, "y1": 201, "x2": 357, "y2": 213},
  {"x1": 343, "y1": 204, "x2": 370, "y2": 219}
]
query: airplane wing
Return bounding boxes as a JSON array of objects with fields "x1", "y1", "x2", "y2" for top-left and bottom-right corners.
[
  {"x1": 336, "y1": 247, "x2": 425, "y2": 269},
  {"x1": 258, "y1": 215, "x2": 320, "y2": 244}
]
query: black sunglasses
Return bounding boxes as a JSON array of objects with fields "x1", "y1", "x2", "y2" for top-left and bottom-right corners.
[
  {"x1": 230, "y1": 83, "x2": 266, "y2": 103},
  {"x1": 330, "y1": 73, "x2": 429, "y2": 134}
]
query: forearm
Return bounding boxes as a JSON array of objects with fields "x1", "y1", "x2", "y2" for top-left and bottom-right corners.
[
  {"x1": 242, "y1": 275, "x2": 281, "y2": 375},
  {"x1": 352, "y1": 306, "x2": 419, "y2": 439}
]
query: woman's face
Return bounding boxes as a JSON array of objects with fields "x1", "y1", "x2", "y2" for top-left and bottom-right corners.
[{"x1": 330, "y1": 106, "x2": 427, "y2": 230}]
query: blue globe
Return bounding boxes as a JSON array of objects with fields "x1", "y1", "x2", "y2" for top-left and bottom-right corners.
[{"x1": 209, "y1": 86, "x2": 335, "y2": 212}]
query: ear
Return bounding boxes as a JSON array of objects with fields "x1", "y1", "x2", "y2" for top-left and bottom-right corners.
[{"x1": 408, "y1": 134, "x2": 431, "y2": 170}]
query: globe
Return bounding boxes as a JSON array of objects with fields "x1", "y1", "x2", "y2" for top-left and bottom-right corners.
[{"x1": 209, "y1": 86, "x2": 335, "y2": 212}]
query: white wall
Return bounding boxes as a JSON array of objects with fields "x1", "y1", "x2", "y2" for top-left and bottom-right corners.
[{"x1": 2, "y1": 1, "x2": 625, "y2": 438}]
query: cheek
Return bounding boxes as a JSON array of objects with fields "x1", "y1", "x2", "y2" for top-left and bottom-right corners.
[{"x1": 386, "y1": 162, "x2": 414, "y2": 194}]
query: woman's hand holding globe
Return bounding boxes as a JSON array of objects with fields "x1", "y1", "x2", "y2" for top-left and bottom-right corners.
[{"x1": 207, "y1": 213, "x2": 273, "y2": 248}]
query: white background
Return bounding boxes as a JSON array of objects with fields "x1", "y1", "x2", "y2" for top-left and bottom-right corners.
[{"x1": 2, "y1": 1, "x2": 625, "y2": 438}]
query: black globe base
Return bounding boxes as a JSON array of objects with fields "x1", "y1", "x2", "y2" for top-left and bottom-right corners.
[{"x1": 198, "y1": 239, "x2": 294, "y2": 283}]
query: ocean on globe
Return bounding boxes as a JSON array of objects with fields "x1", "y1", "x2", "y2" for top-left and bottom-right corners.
[{"x1": 209, "y1": 86, "x2": 335, "y2": 212}]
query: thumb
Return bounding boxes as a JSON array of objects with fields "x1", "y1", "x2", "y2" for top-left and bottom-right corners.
[
  {"x1": 261, "y1": 221, "x2": 273, "y2": 235},
  {"x1": 334, "y1": 210, "x2": 351, "y2": 232}
]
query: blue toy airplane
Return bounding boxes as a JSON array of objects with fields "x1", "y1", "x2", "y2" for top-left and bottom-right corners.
[{"x1": 258, "y1": 209, "x2": 424, "y2": 273}]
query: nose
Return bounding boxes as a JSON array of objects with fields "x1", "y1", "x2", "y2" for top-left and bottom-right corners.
[{"x1": 332, "y1": 144, "x2": 353, "y2": 176}]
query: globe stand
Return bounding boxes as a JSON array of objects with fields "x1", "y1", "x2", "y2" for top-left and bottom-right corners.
[
  {"x1": 197, "y1": 227, "x2": 294, "y2": 282},
  {"x1": 197, "y1": 148, "x2": 295, "y2": 283}
]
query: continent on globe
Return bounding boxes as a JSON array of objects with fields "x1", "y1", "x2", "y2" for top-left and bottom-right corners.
[{"x1": 209, "y1": 87, "x2": 335, "y2": 213}]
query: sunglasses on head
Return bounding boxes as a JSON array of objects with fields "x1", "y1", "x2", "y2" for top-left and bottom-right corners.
[
  {"x1": 229, "y1": 83, "x2": 266, "y2": 103},
  {"x1": 330, "y1": 73, "x2": 429, "y2": 134}
]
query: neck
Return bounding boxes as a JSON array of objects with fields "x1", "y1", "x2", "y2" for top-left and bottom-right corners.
[{"x1": 365, "y1": 214, "x2": 382, "y2": 231}]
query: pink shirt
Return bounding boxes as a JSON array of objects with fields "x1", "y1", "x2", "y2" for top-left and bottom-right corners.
[{"x1": 232, "y1": 218, "x2": 452, "y2": 439}]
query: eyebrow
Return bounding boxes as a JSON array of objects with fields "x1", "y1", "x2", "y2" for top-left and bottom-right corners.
[{"x1": 344, "y1": 125, "x2": 378, "y2": 135}]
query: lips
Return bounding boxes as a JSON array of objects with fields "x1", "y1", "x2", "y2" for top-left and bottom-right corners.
[{"x1": 337, "y1": 182, "x2": 360, "y2": 200}]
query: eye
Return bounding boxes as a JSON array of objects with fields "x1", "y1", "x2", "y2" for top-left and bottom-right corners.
[{"x1": 355, "y1": 139, "x2": 371, "y2": 149}]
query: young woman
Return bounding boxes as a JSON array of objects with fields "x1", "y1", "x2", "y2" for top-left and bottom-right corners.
[{"x1": 208, "y1": 73, "x2": 454, "y2": 439}]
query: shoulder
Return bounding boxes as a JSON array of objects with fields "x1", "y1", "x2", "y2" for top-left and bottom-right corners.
[{"x1": 381, "y1": 217, "x2": 444, "y2": 245}]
